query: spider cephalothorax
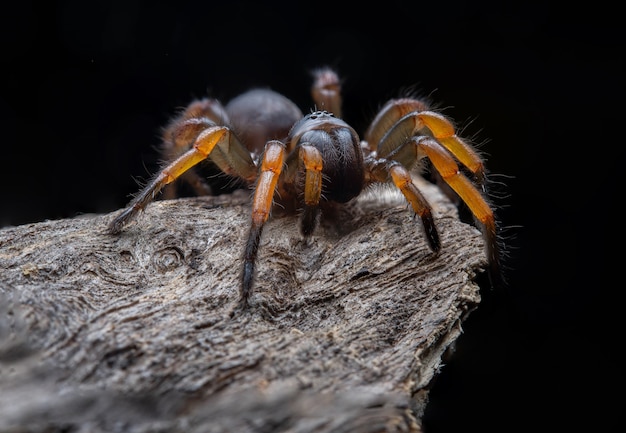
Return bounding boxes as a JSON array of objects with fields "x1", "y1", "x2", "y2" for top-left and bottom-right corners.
[{"x1": 108, "y1": 67, "x2": 502, "y2": 308}]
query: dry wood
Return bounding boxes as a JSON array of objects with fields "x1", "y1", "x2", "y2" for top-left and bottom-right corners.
[{"x1": 0, "y1": 177, "x2": 487, "y2": 432}]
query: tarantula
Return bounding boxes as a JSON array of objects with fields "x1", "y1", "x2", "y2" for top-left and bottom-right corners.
[{"x1": 108, "y1": 67, "x2": 501, "y2": 308}]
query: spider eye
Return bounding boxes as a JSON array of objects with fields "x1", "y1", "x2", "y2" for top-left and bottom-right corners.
[{"x1": 308, "y1": 110, "x2": 334, "y2": 120}]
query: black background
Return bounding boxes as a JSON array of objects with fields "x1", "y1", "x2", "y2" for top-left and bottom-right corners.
[{"x1": 2, "y1": 1, "x2": 622, "y2": 432}]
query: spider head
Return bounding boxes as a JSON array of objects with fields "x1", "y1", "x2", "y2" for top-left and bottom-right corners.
[{"x1": 289, "y1": 110, "x2": 345, "y2": 136}]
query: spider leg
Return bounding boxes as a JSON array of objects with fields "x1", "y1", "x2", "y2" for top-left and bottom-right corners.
[
  {"x1": 365, "y1": 99, "x2": 428, "y2": 149},
  {"x1": 365, "y1": 158, "x2": 441, "y2": 252},
  {"x1": 161, "y1": 99, "x2": 232, "y2": 199},
  {"x1": 368, "y1": 100, "x2": 487, "y2": 188},
  {"x1": 298, "y1": 144, "x2": 324, "y2": 236},
  {"x1": 416, "y1": 111, "x2": 486, "y2": 187},
  {"x1": 241, "y1": 140, "x2": 286, "y2": 307},
  {"x1": 410, "y1": 136, "x2": 501, "y2": 285},
  {"x1": 161, "y1": 170, "x2": 213, "y2": 200},
  {"x1": 160, "y1": 120, "x2": 216, "y2": 199},
  {"x1": 108, "y1": 124, "x2": 229, "y2": 233}
]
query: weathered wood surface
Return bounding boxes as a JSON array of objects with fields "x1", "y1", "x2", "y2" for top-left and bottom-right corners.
[{"x1": 0, "y1": 178, "x2": 487, "y2": 432}]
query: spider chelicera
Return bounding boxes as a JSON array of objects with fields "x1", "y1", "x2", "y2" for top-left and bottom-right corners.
[{"x1": 108, "y1": 67, "x2": 502, "y2": 308}]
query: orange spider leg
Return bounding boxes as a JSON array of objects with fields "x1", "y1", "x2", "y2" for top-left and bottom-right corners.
[
  {"x1": 164, "y1": 122, "x2": 257, "y2": 199},
  {"x1": 389, "y1": 163, "x2": 441, "y2": 252},
  {"x1": 364, "y1": 99, "x2": 428, "y2": 149},
  {"x1": 161, "y1": 169, "x2": 212, "y2": 200},
  {"x1": 299, "y1": 144, "x2": 324, "y2": 236},
  {"x1": 208, "y1": 130, "x2": 259, "y2": 184},
  {"x1": 365, "y1": 159, "x2": 440, "y2": 252},
  {"x1": 241, "y1": 140, "x2": 286, "y2": 306},
  {"x1": 416, "y1": 111, "x2": 486, "y2": 187},
  {"x1": 108, "y1": 125, "x2": 228, "y2": 233},
  {"x1": 368, "y1": 100, "x2": 486, "y2": 187},
  {"x1": 311, "y1": 67, "x2": 342, "y2": 118},
  {"x1": 161, "y1": 99, "x2": 230, "y2": 199},
  {"x1": 412, "y1": 136, "x2": 501, "y2": 283}
]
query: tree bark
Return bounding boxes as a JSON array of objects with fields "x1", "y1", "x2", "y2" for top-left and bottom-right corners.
[{"x1": 0, "y1": 177, "x2": 487, "y2": 432}]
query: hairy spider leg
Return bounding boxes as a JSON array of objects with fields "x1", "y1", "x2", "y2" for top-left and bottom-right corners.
[
  {"x1": 368, "y1": 103, "x2": 502, "y2": 285},
  {"x1": 241, "y1": 140, "x2": 286, "y2": 307},
  {"x1": 161, "y1": 99, "x2": 231, "y2": 199},
  {"x1": 365, "y1": 158, "x2": 441, "y2": 252},
  {"x1": 365, "y1": 99, "x2": 428, "y2": 149},
  {"x1": 161, "y1": 118, "x2": 218, "y2": 200},
  {"x1": 311, "y1": 67, "x2": 342, "y2": 118},
  {"x1": 367, "y1": 100, "x2": 486, "y2": 188},
  {"x1": 108, "y1": 124, "x2": 242, "y2": 234},
  {"x1": 390, "y1": 135, "x2": 501, "y2": 286},
  {"x1": 298, "y1": 144, "x2": 324, "y2": 236}
]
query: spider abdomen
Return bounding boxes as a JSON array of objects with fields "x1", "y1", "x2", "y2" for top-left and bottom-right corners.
[{"x1": 226, "y1": 89, "x2": 303, "y2": 155}]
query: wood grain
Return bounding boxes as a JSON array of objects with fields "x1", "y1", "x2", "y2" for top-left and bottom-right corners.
[{"x1": 0, "y1": 177, "x2": 487, "y2": 432}]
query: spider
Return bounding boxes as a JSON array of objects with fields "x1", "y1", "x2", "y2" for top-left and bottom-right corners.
[{"x1": 108, "y1": 67, "x2": 502, "y2": 308}]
